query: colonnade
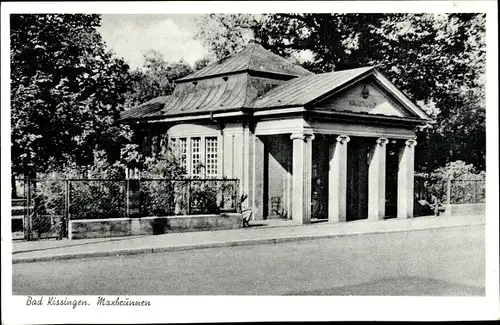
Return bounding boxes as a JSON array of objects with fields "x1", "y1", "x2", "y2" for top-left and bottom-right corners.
[{"x1": 290, "y1": 132, "x2": 417, "y2": 224}]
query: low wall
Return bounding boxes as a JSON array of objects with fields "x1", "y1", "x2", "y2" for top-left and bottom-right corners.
[
  {"x1": 69, "y1": 213, "x2": 244, "y2": 240},
  {"x1": 444, "y1": 203, "x2": 485, "y2": 217}
]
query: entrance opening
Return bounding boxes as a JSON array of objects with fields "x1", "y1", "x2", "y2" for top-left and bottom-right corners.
[
  {"x1": 312, "y1": 139, "x2": 329, "y2": 219},
  {"x1": 385, "y1": 139, "x2": 400, "y2": 218},
  {"x1": 346, "y1": 137, "x2": 370, "y2": 221},
  {"x1": 262, "y1": 135, "x2": 292, "y2": 220}
]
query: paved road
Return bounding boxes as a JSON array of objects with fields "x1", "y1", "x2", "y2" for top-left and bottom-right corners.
[{"x1": 12, "y1": 225, "x2": 484, "y2": 296}]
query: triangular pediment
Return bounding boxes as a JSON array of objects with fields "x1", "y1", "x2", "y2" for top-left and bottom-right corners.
[{"x1": 314, "y1": 80, "x2": 413, "y2": 118}]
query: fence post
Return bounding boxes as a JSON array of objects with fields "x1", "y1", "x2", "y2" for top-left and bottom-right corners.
[
  {"x1": 63, "y1": 179, "x2": 70, "y2": 239},
  {"x1": 125, "y1": 178, "x2": 130, "y2": 217},
  {"x1": 28, "y1": 177, "x2": 33, "y2": 241},
  {"x1": 127, "y1": 173, "x2": 140, "y2": 217},
  {"x1": 446, "y1": 178, "x2": 452, "y2": 216},
  {"x1": 472, "y1": 181, "x2": 477, "y2": 204},
  {"x1": 186, "y1": 180, "x2": 191, "y2": 215},
  {"x1": 24, "y1": 177, "x2": 30, "y2": 240},
  {"x1": 236, "y1": 179, "x2": 240, "y2": 213},
  {"x1": 220, "y1": 180, "x2": 224, "y2": 210}
]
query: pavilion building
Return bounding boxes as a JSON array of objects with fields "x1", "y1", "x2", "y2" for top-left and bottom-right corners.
[{"x1": 120, "y1": 41, "x2": 431, "y2": 224}]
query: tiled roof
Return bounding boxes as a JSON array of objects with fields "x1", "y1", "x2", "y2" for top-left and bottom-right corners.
[
  {"x1": 176, "y1": 42, "x2": 313, "y2": 82},
  {"x1": 250, "y1": 66, "x2": 375, "y2": 109}
]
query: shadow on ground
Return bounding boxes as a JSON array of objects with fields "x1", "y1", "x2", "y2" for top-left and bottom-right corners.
[{"x1": 284, "y1": 276, "x2": 485, "y2": 296}]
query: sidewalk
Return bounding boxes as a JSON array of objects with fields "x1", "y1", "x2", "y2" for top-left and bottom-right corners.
[{"x1": 11, "y1": 214, "x2": 484, "y2": 264}]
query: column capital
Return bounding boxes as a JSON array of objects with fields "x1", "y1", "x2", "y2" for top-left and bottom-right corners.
[
  {"x1": 405, "y1": 138, "x2": 418, "y2": 148},
  {"x1": 376, "y1": 137, "x2": 389, "y2": 146},
  {"x1": 290, "y1": 131, "x2": 315, "y2": 142},
  {"x1": 336, "y1": 135, "x2": 350, "y2": 144}
]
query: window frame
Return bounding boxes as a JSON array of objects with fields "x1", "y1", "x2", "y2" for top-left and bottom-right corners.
[{"x1": 169, "y1": 135, "x2": 219, "y2": 178}]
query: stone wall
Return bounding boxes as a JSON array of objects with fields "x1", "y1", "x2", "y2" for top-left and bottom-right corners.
[
  {"x1": 69, "y1": 213, "x2": 244, "y2": 240},
  {"x1": 445, "y1": 203, "x2": 485, "y2": 217}
]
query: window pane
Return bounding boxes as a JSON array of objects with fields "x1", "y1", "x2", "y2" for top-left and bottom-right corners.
[
  {"x1": 179, "y1": 138, "x2": 187, "y2": 173},
  {"x1": 205, "y1": 137, "x2": 218, "y2": 177},
  {"x1": 191, "y1": 137, "x2": 201, "y2": 177}
]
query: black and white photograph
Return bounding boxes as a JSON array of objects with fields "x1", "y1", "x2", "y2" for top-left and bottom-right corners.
[{"x1": 1, "y1": 1, "x2": 498, "y2": 323}]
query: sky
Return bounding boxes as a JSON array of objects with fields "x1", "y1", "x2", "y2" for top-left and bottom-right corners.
[
  {"x1": 98, "y1": 14, "x2": 316, "y2": 71},
  {"x1": 99, "y1": 14, "x2": 210, "y2": 70}
]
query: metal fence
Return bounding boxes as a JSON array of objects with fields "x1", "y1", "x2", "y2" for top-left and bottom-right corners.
[
  {"x1": 139, "y1": 178, "x2": 240, "y2": 217},
  {"x1": 414, "y1": 176, "x2": 486, "y2": 205},
  {"x1": 12, "y1": 177, "x2": 240, "y2": 241}
]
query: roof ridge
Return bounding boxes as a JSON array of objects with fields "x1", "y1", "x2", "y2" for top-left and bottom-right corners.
[
  {"x1": 246, "y1": 42, "x2": 257, "y2": 71},
  {"x1": 177, "y1": 42, "x2": 313, "y2": 82},
  {"x1": 309, "y1": 66, "x2": 372, "y2": 75}
]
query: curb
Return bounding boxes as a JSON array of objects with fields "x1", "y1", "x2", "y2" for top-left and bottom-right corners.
[{"x1": 12, "y1": 221, "x2": 484, "y2": 264}]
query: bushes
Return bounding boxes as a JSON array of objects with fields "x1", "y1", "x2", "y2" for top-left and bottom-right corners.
[
  {"x1": 69, "y1": 180, "x2": 126, "y2": 220},
  {"x1": 190, "y1": 182, "x2": 219, "y2": 214},
  {"x1": 140, "y1": 180, "x2": 181, "y2": 216},
  {"x1": 140, "y1": 180, "x2": 236, "y2": 216}
]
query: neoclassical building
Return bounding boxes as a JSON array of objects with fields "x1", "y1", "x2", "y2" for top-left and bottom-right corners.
[{"x1": 120, "y1": 41, "x2": 431, "y2": 224}]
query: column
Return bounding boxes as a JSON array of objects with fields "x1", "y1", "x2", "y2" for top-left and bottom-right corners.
[
  {"x1": 328, "y1": 135, "x2": 350, "y2": 223},
  {"x1": 290, "y1": 131, "x2": 315, "y2": 224},
  {"x1": 397, "y1": 139, "x2": 417, "y2": 219},
  {"x1": 286, "y1": 159, "x2": 293, "y2": 220},
  {"x1": 253, "y1": 135, "x2": 265, "y2": 220},
  {"x1": 368, "y1": 137, "x2": 389, "y2": 220},
  {"x1": 242, "y1": 123, "x2": 250, "y2": 201}
]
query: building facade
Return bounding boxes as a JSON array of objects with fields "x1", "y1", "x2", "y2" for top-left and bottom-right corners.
[{"x1": 120, "y1": 42, "x2": 431, "y2": 224}]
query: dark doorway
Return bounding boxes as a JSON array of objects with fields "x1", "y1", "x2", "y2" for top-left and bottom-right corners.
[
  {"x1": 346, "y1": 137, "x2": 370, "y2": 221},
  {"x1": 385, "y1": 139, "x2": 400, "y2": 218},
  {"x1": 312, "y1": 139, "x2": 329, "y2": 219}
]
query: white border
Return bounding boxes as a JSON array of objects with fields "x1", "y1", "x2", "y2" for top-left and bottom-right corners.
[
  {"x1": 2, "y1": 1, "x2": 499, "y2": 324},
  {"x1": 0, "y1": 1, "x2": 495, "y2": 14}
]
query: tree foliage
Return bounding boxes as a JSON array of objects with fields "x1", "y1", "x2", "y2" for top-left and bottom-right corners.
[
  {"x1": 195, "y1": 14, "x2": 258, "y2": 62},
  {"x1": 124, "y1": 50, "x2": 193, "y2": 109},
  {"x1": 11, "y1": 14, "x2": 132, "y2": 175},
  {"x1": 193, "y1": 55, "x2": 214, "y2": 71}
]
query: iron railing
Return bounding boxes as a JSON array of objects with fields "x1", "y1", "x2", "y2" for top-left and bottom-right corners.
[{"x1": 12, "y1": 177, "x2": 240, "y2": 240}]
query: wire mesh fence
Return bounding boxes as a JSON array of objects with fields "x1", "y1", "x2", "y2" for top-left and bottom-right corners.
[
  {"x1": 449, "y1": 179, "x2": 486, "y2": 204},
  {"x1": 414, "y1": 176, "x2": 486, "y2": 205},
  {"x1": 12, "y1": 177, "x2": 240, "y2": 240},
  {"x1": 29, "y1": 179, "x2": 66, "y2": 239}
]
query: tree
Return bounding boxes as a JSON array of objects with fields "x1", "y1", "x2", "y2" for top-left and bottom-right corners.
[
  {"x1": 251, "y1": 13, "x2": 486, "y2": 171},
  {"x1": 124, "y1": 50, "x2": 193, "y2": 109},
  {"x1": 195, "y1": 14, "x2": 258, "y2": 62},
  {"x1": 11, "y1": 14, "x2": 132, "y2": 175},
  {"x1": 255, "y1": 14, "x2": 386, "y2": 72}
]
